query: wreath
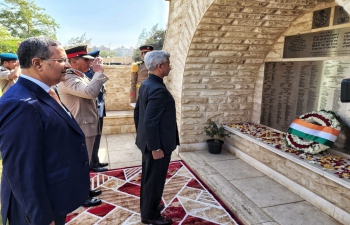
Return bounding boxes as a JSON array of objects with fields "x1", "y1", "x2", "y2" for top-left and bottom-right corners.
[{"x1": 285, "y1": 110, "x2": 342, "y2": 154}]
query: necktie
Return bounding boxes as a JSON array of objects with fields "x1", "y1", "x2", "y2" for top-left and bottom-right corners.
[{"x1": 48, "y1": 88, "x2": 63, "y2": 108}]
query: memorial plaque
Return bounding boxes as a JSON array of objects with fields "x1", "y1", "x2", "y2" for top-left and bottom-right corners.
[
  {"x1": 262, "y1": 60, "x2": 350, "y2": 152},
  {"x1": 312, "y1": 7, "x2": 331, "y2": 29},
  {"x1": 333, "y1": 6, "x2": 350, "y2": 26},
  {"x1": 283, "y1": 27, "x2": 350, "y2": 58}
]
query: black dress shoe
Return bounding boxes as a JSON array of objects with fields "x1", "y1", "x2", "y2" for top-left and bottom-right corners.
[
  {"x1": 90, "y1": 167, "x2": 108, "y2": 172},
  {"x1": 82, "y1": 197, "x2": 102, "y2": 207},
  {"x1": 89, "y1": 189, "x2": 102, "y2": 197},
  {"x1": 158, "y1": 203, "x2": 165, "y2": 211},
  {"x1": 98, "y1": 162, "x2": 109, "y2": 167},
  {"x1": 141, "y1": 216, "x2": 172, "y2": 225}
]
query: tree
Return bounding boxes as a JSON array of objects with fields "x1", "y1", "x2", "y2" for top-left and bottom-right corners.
[
  {"x1": 0, "y1": 25, "x2": 21, "y2": 53},
  {"x1": 65, "y1": 33, "x2": 92, "y2": 48},
  {"x1": 132, "y1": 24, "x2": 166, "y2": 62},
  {"x1": 0, "y1": 0, "x2": 60, "y2": 39}
]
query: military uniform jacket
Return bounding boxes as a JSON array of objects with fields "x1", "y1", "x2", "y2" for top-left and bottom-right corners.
[
  {"x1": 57, "y1": 71, "x2": 109, "y2": 137},
  {"x1": 130, "y1": 62, "x2": 149, "y2": 103},
  {"x1": 0, "y1": 66, "x2": 17, "y2": 94}
]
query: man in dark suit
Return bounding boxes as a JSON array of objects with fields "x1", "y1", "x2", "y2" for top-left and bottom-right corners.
[
  {"x1": 0, "y1": 37, "x2": 90, "y2": 225},
  {"x1": 134, "y1": 50, "x2": 179, "y2": 225}
]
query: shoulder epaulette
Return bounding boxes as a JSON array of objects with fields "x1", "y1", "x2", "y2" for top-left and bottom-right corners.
[{"x1": 131, "y1": 61, "x2": 143, "y2": 73}]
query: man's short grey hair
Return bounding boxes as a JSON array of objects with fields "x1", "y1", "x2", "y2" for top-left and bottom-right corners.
[
  {"x1": 17, "y1": 37, "x2": 61, "y2": 69},
  {"x1": 144, "y1": 50, "x2": 170, "y2": 71}
]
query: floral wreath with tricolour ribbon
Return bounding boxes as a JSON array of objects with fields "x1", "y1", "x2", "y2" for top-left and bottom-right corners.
[{"x1": 285, "y1": 110, "x2": 342, "y2": 154}]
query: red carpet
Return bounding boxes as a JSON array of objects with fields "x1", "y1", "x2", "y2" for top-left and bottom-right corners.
[{"x1": 66, "y1": 161, "x2": 239, "y2": 225}]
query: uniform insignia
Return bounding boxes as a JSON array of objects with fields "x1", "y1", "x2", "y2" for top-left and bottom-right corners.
[{"x1": 130, "y1": 61, "x2": 143, "y2": 73}]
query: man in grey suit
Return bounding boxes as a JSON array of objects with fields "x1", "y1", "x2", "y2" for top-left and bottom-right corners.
[
  {"x1": 134, "y1": 50, "x2": 179, "y2": 225},
  {"x1": 57, "y1": 45, "x2": 109, "y2": 207}
]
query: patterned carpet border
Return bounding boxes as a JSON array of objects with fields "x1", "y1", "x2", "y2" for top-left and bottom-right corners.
[{"x1": 66, "y1": 160, "x2": 240, "y2": 225}]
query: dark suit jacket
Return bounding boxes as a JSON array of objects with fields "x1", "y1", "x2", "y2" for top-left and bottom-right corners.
[
  {"x1": 134, "y1": 74, "x2": 179, "y2": 155},
  {"x1": 0, "y1": 77, "x2": 90, "y2": 225}
]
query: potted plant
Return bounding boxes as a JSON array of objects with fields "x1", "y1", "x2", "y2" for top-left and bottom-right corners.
[{"x1": 204, "y1": 119, "x2": 230, "y2": 154}]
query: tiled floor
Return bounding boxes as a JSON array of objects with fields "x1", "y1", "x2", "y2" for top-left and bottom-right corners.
[{"x1": 97, "y1": 134, "x2": 344, "y2": 225}]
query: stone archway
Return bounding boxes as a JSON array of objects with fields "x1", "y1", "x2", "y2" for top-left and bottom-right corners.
[{"x1": 163, "y1": 0, "x2": 334, "y2": 150}]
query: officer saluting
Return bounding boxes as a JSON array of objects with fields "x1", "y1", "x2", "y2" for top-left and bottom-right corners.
[
  {"x1": 0, "y1": 53, "x2": 21, "y2": 94},
  {"x1": 130, "y1": 45, "x2": 153, "y2": 104}
]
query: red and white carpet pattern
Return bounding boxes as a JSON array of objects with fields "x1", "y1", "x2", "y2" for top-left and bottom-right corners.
[{"x1": 65, "y1": 161, "x2": 239, "y2": 225}]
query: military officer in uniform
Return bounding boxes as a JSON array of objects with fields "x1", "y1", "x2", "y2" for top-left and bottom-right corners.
[
  {"x1": 0, "y1": 53, "x2": 21, "y2": 94},
  {"x1": 130, "y1": 45, "x2": 153, "y2": 104}
]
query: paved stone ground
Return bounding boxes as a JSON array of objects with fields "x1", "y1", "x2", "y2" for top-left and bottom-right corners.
[{"x1": 100, "y1": 133, "x2": 344, "y2": 225}]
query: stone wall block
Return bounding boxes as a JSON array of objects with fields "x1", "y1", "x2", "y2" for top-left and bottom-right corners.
[
  {"x1": 228, "y1": 96, "x2": 247, "y2": 103},
  {"x1": 205, "y1": 64, "x2": 238, "y2": 70},
  {"x1": 182, "y1": 105, "x2": 200, "y2": 112},
  {"x1": 186, "y1": 57, "x2": 215, "y2": 63},
  {"x1": 241, "y1": 7, "x2": 278, "y2": 14},
  {"x1": 201, "y1": 90, "x2": 227, "y2": 96},
  {"x1": 209, "y1": 97, "x2": 227, "y2": 104},
  {"x1": 245, "y1": 58, "x2": 264, "y2": 64},
  {"x1": 202, "y1": 77, "x2": 231, "y2": 83},
  {"x1": 209, "y1": 51, "x2": 243, "y2": 57},
  {"x1": 238, "y1": 64, "x2": 261, "y2": 70},
  {"x1": 184, "y1": 70, "x2": 211, "y2": 76},
  {"x1": 228, "y1": 13, "x2": 266, "y2": 20},
  {"x1": 182, "y1": 118, "x2": 201, "y2": 125},
  {"x1": 213, "y1": 38, "x2": 244, "y2": 44},
  {"x1": 183, "y1": 77, "x2": 202, "y2": 83},
  {"x1": 218, "y1": 44, "x2": 249, "y2": 51},
  {"x1": 182, "y1": 98, "x2": 209, "y2": 104},
  {"x1": 256, "y1": 33, "x2": 281, "y2": 39},
  {"x1": 204, "y1": 11, "x2": 231, "y2": 18},
  {"x1": 275, "y1": 9, "x2": 303, "y2": 15},
  {"x1": 182, "y1": 113, "x2": 204, "y2": 118},
  {"x1": 224, "y1": 32, "x2": 257, "y2": 38},
  {"x1": 243, "y1": 39, "x2": 275, "y2": 45},
  {"x1": 200, "y1": 104, "x2": 219, "y2": 112},
  {"x1": 220, "y1": 116, "x2": 242, "y2": 124},
  {"x1": 190, "y1": 44, "x2": 219, "y2": 50},
  {"x1": 188, "y1": 50, "x2": 210, "y2": 57},
  {"x1": 220, "y1": 26, "x2": 255, "y2": 32},
  {"x1": 219, "y1": 104, "x2": 240, "y2": 110},
  {"x1": 208, "y1": 84, "x2": 235, "y2": 89},
  {"x1": 183, "y1": 91, "x2": 200, "y2": 96},
  {"x1": 214, "y1": 58, "x2": 245, "y2": 64},
  {"x1": 197, "y1": 24, "x2": 222, "y2": 31},
  {"x1": 243, "y1": 52, "x2": 267, "y2": 58},
  {"x1": 201, "y1": 18, "x2": 233, "y2": 24},
  {"x1": 181, "y1": 130, "x2": 203, "y2": 136},
  {"x1": 192, "y1": 37, "x2": 216, "y2": 43},
  {"x1": 211, "y1": 70, "x2": 238, "y2": 76},
  {"x1": 248, "y1": 45, "x2": 273, "y2": 52},
  {"x1": 254, "y1": 27, "x2": 287, "y2": 34},
  {"x1": 240, "y1": 103, "x2": 254, "y2": 110},
  {"x1": 263, "y1": 21, "x2": 291, "y2": 28},
  {"x1": 266, "y1": 3, "x2": 302, "y2": 9},
  {"x1": 185, "y1": 64, "x2": 206, "y2": 70},
  {"x1": 231, "y1": 77, "x2": 255, "y2": 83},
  {"x1": 208, "y1": 4, "x2": 243, "y2": 12},
  {"x1": 227, "y1": 90, "x2": 254, "y2": 96},
  {"x1": 224, "y1": 111, "x2": 246, "y2": 116},
  {"x1": 183, "y1": 84, "x2": 207, "y2": 90},
  {"x1": 235, "y1": 84, "x2": 255, "y2": 89},
  {"x1": 232, "y1": 19, "x2": 264, "y2": 26},
  {"x1": 206, "y1": 111, "x2": 224, "y2": 118},
  {"x1": 263, "y1": 14, "x2": 297, "y2": 22},
  {"x1": 195, "y1": 31, "x2": 226, "y2": 37}
]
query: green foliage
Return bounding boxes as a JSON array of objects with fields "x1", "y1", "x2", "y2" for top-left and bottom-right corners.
[
  {"x1": 204, "y1": 119, "x2": 230, "y2": 142},
  {"x1": 0, "y1": 25, "x2": 21, "y2": 53},
  {"x1": 0, "y1": 0, "x2": 59, "y2": 39},
  {"x1": 132, "y1": 24, "x2": 166, "y2": 61},
  {"x1": 64, "y1": 32, "x2": 91, "y2": 48}
]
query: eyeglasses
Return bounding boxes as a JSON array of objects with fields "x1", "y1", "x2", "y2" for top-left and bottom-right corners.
[{"x1": 43, "y1": 58, "x2": 69, "y2": 64}]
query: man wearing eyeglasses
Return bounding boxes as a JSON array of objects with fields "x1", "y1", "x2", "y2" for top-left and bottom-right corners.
[
  {"x1": 130, "y1": 45, "x2": 153, "y2": 105},
  {"x1": 57, "y1": 45, "x2": 109, "y2": 207},
  {"x1": 0, "y1": 37, "x2": 90, "y2": 225}
]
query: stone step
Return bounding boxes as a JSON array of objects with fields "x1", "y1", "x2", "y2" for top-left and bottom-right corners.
[{"x1": 102, "y1": 110, "x2": 135, "y2": 134}]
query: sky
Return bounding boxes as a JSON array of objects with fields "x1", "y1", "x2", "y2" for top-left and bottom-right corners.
[{"x1": 30, "y1": 0, "x2": 170, "y2": 49}]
